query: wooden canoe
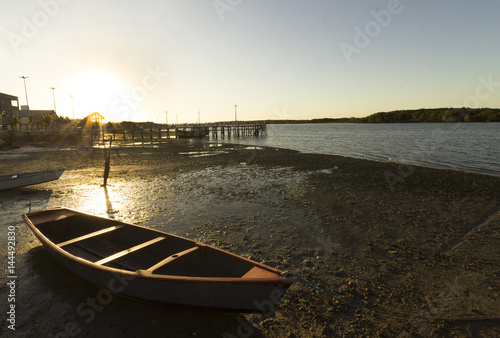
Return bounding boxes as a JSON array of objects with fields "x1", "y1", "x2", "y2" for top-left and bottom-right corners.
[
  {"x1": 23, "y1": 208, "x2": 295, "y2": 311},
  {"x1": 0, "y1": 168, "x2": 65, "y2": 190}
]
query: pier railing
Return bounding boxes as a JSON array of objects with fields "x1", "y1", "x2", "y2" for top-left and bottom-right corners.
[
  {"x1": 0, "y1": 121, "x2": 267, "y2": 146},
  {"x1": 89, "y1": 121, "x2": 267, "y2": 145}
]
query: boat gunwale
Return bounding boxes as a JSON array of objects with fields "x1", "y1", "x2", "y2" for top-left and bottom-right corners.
[
  {"x1": 22, "y1": 207, "x2": 294, "y2": 285},
  {"x1": 0, "y1": 168, "x2": 65, "y2": 181},
  {"x1": 0, "y1": 168, "x2": 66, "y2": 190}
]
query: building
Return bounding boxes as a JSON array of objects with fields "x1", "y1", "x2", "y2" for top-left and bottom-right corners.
[
  {"x1": 0, "y1": 92, "x2": 20, "y2": 127},
  {"x1": 18, "y1": 107, "x2": 58, "y2": 125},
  {"x1": 0, "y1": 91, "x2": 58, "y2": 127}
]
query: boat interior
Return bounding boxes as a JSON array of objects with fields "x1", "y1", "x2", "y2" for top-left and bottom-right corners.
[{"x1": 32, "y1": 211, "x2": 277, "y2": 279}]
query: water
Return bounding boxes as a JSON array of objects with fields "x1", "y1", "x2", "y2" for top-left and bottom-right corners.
[{"x1": 212, "y1": 123, "x2": 500, "y2": 176}]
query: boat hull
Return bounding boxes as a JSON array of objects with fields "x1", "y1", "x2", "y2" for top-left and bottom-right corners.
[
  {"x1": 23, "y1": 208, "x2": 294, "y2": 311},
  {"x1": 0, "y1": 168, "x2": 65, "y2": 190},
  {"x1": 44, "y1": 246, "x2": 287, "y2": 310}
]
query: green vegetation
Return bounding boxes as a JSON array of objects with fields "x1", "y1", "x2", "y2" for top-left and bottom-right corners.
[
  {"x1": 265, "y1": 108, "x2": 500, "y2": 124},
  {"x1": 32, "y1": 114, "x2": 53, "y2": 126},
  {"x1": 352, "y1": 108, "x2": 500, "y2": 123},
  {"x1": 10, "y1": 115, "x2": 20, "y2": 126}
]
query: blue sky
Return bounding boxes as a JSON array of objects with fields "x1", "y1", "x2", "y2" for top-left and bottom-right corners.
[{"x1": 1, "y1": 0, "x2": 499, "y2": 122}]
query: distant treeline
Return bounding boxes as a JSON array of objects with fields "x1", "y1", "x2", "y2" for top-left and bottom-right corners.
[
  {"x1": 266, "y1": 108, "x2": 500, "y2": 124},
  {"x1": 84, "y1": 108, "x2": 500, "y2": 128}
]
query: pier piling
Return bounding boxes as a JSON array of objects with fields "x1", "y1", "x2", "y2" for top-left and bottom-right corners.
[{"x1": 88, "y1": 121, "x2": 266, "y2": 146}]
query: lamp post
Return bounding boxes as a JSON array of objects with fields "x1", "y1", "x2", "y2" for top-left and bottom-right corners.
[
  {"x1": 234, "y1": 103, "x2": 237, "y2": 122},
  {"x1": 70, "y1": 95, "x2": 75, "y2": 119},
  {"x1": 49, "y1": 87, "x2": 56, "y2": 113},
  {"x1": 19, "y1": 76, "x2": 29, "y2": 109}
]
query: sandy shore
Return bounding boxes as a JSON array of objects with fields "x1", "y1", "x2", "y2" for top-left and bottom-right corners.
[{"x1": 1, "y1": 140, "x2": 499, "y2": 337}]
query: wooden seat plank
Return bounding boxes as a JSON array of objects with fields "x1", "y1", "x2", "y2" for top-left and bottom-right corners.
[
  {"x1": 57, "y1": 225, "x2": 124, "y2": 247},
  {"x1": 94, "y1": 236, "x2": 166, "y2": 265},
  {"x1": 71, "y1": 243, "x2": 139, "y2": 271},
  {"x1": 146, "y1": 246, "x2": 199, "y2": 272}
]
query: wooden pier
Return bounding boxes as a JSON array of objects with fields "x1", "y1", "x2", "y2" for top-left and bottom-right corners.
[
  {"x1": 208, "y1": 121, "x2": 266, "y2": 139},
  {"x1": 0, "y1": 121, "x2": 266, "y2": 148},
  {"x1": 89, "y1": 121, "x2": 266, "y2": 145}
]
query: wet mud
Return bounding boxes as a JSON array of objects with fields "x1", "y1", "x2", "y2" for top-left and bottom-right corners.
[{"x1": 1, "y1": 141, "x2": 499, "y2": 337}]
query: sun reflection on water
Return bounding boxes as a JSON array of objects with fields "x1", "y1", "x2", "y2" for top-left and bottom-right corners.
[
  {"x1": 46, "y1": 178, "x2": 175, "y2": 231},
  {"x1": 44, "y1": 163, "x2": 314, "y2": 241},
  {"x1": 51, "y1": 183, "x2": 126, "y2": 220}
]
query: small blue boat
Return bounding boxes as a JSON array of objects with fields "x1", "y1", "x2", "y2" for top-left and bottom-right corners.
[{"x1": 0, "y1": 168, "x2": 65, "y2": 190}]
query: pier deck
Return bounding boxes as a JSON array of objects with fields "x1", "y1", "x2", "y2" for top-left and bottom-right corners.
[
  {"x1": 0, "y1": 121, "x2": 266, "y2": 147},
  {"x1": 90, "y1": 121, "x2": 266, "y2": 145}
]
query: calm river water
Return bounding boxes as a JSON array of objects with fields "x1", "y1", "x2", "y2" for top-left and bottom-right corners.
[{"x1": 213, "y1": 123, "x2": 500, "y2": 176}]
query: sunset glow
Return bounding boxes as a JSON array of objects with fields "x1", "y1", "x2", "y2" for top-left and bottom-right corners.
[
  {"x1": 67, "y1": 71, "x2": 127, "y2": 121},
  {"x1": 1, "y1": 1, "x2": 499, "y2": 122}
]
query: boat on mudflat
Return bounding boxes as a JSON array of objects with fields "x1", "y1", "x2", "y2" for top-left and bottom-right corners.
[
  {"x1": 0, "y1": 168, "x2": 65, "y2": 190},
  {"x1": 23, "y1": 208, "x2": 295, "y2": 311},
  {"x1": 175, "y1": 126, "x2": 209, "y2": 139}
]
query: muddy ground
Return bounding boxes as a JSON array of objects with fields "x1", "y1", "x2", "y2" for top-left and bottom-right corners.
[{"x1": 1, "y1": 140, "x2": 499, "y2": 337}]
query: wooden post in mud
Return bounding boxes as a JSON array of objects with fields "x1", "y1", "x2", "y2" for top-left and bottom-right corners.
[{"x1": 102, "y1": 138, "x2": 112, "y2": 187}]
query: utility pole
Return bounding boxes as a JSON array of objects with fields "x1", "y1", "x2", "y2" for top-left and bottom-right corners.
[
  {"x1": 70, "y1": 95, "x2": 75, "y2": 119},
  {"x1": 49, "y1": 87, "x2": 57, "y2": 112},
  {"x1": 19, "y1": 76, "x2": 29, "y2": 109}
]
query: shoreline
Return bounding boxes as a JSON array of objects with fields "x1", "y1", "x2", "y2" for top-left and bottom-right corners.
[
  {"x1": 1, "y1": 142, "x2": 499, "y2": 336},
  {"x1": 3, "y1": 122, "x2": 499, "y2": 178},
  {"x1": 231, "y1": 122, "x2": 500, "y2": 178}
]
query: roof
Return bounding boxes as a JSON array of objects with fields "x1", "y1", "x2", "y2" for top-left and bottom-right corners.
[
  {"x1": 86, "y1": 112, "x2": 105, "y2": 120},
  {"x1": 18, "y1": 110, "x2": 57, "y2": 118},
  {"x1": 0, "y1": 92, "x2": 19, "y2": 100}
]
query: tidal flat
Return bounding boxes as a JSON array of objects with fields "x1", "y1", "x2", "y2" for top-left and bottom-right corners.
[{"x1": 1, "y1": 141, "x2": 499, "y2": 337}]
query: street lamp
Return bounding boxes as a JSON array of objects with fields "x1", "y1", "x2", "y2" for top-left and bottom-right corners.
[
  {"x1": 70, "y1": 95, "x2": 75, "y2": 119},
  {"x1": 49, "y1": 87, "x2": 56, "y2": 113},
  {"x1": 19, "y1": 76, "x2": 29, "y2": 109}
]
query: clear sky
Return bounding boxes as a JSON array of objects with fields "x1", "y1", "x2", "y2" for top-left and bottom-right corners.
[{"x1": 1, "y1": 0, "x2": 499, "y2": 123}]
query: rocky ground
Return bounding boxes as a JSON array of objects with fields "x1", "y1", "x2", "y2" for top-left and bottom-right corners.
[{"x1": 1, "y1": 140, "x2": 499, "y2": 337}]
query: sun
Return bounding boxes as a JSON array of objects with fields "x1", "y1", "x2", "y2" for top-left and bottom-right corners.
[{"x1": 69, "y1": 71, "x2": 127, "y2": 121}]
